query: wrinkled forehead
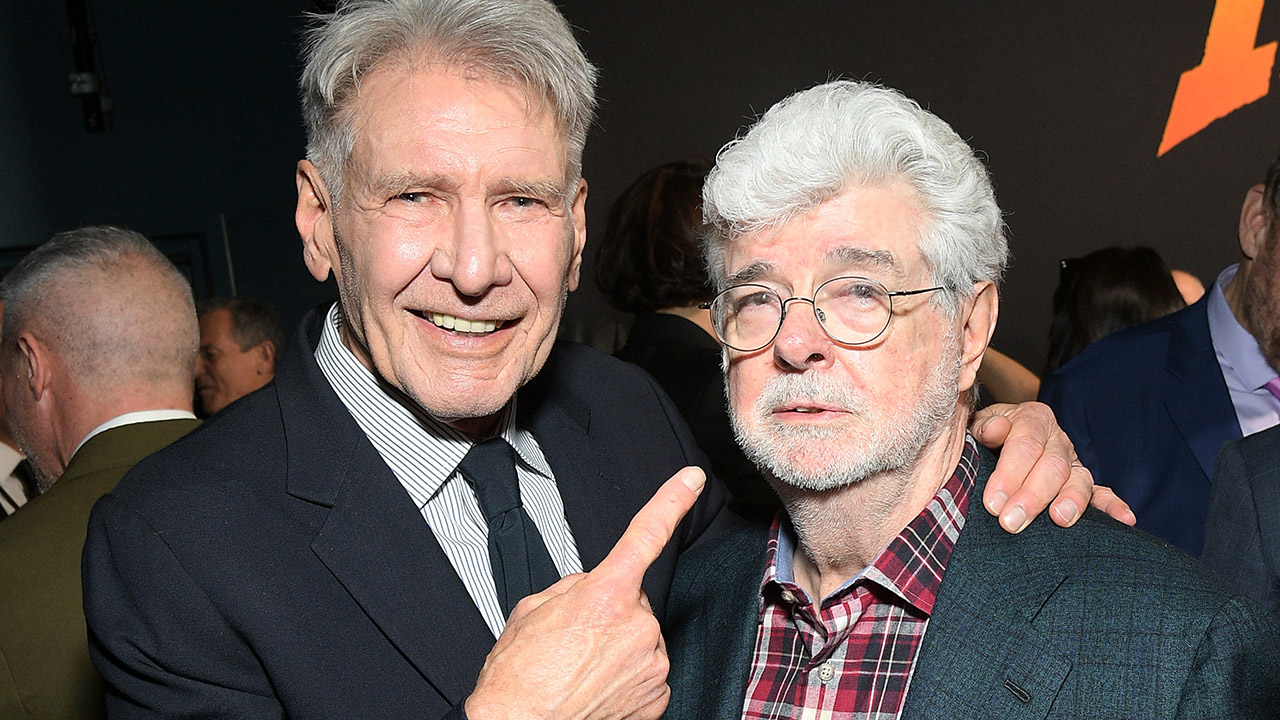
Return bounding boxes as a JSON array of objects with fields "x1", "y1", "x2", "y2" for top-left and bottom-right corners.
[
  {"x1": 720, "y1": 186, "x2": 931, "y2": 289},
  {"x1": 350, "y1": 51, "x2": 569, "y2": 145}
]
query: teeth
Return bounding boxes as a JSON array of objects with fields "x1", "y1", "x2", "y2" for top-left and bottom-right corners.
[{"x1": 426, "y1": 312, "x2": 499, "y2": 335}]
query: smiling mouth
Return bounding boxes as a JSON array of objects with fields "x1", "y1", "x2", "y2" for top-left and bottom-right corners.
[{"x1": 413, "y1": 310, "x2": 507, "y2": 336}]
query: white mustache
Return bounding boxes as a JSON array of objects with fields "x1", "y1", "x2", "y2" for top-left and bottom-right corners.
[{"x1": 753, "y1": 372, "x2": 870, "y2": 418}]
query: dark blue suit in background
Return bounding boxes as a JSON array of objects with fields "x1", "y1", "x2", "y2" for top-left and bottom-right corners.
[{"x1": 1038, "y1": 296, "x2": 1239, "y2": 555}]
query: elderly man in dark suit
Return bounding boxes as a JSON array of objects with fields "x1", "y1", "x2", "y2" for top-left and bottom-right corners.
[
  {"x1": 1202, "y1": 423, "x2": 1280, "y2": 614},
  {"x1": 665, "y1": 80, "x2": 1280, "y2": 720},
  {"x1": 0, "y1": 226, "x2": 200, "y2": 720},
  {"x1": 1039, "y1": 155, "x2": 1280, "y2": 556},
  {"x1": 82, "y1": 3, "x2": 1121, "y2": 719}
]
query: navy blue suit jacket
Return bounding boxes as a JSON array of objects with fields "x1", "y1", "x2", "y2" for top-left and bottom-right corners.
[
  {"x1": 82, "y1": 309, "x2": 726, "y2": 719},
  {"x1": 1038, "y1": 296, "x2": 1239, "y2": 555},
  {"x1": 664, "y1": 448, "x2": 1280, "y2": 719},
  {"x1": 1202, "y1": 423, "x2": 1280, "y2": 614}
]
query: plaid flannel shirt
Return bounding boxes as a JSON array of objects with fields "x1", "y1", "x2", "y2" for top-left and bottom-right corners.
[{"x1": 741, "y1": 435, "x2": 978, "y2": 720}]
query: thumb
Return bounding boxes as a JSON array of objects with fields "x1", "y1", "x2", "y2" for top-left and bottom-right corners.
[{"x1": 592, "y1": 466, "x2": 706, "y2": 590}]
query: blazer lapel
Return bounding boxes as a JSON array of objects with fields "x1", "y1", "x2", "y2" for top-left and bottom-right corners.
[
  {"x1": 904, "y1": 452, "x2": 1072, "y2": 720},
  {"x1": 517, "y1": 367, "x2": 624, "y2": 576},
  {"x1": 279, "y1": 312, "x2": 496, "y2": 705},
  {"x1": 1163, "y1": 299, "x2": 1240, "y2": 481}
]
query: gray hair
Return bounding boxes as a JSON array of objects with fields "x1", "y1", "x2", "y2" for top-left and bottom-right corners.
[
  {"x1": 702, "y1": 80, "x2": 1007, "y2": 316},
  {"x1": 0, "y1": 225, "x2": 198, "y2": 389},
  {"x1": 299, "y1": 0, "x2": 598, "y2": 204},
  {"x1": 197, "y1": 296, "x2": 287, "y2": 361}
]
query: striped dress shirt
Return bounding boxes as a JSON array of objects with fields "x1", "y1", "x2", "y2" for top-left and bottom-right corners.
[{"x1": 313, "y1": 304, "x2": 582, "y2": 637}]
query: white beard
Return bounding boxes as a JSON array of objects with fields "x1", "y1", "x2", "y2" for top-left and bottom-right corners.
[{"x1": 729, "y1": 345, "x2": 962, "y2": 492}]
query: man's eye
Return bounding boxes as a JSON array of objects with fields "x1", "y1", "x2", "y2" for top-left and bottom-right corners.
[
  {"x1": 508, "y1": 196, "x2": 543, "y2": 208},
  {"x1": 395, "y1": 192, "x2": 425, "y2": 203}
]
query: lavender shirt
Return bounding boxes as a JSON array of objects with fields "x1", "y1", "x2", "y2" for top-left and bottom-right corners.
[{"x1": 1207, "y1": 264, "x2": 1280, "y2": 436}]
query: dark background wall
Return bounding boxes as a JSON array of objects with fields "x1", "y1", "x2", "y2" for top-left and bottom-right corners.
[{"x1": 3, "y1": 1, "x2": 1277, "y2": 374}]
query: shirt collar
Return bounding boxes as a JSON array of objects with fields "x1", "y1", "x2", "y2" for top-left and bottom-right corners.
[
  {"x1": 72, "y1": 410, "x2": 198, "y2": 458},
  {"x1": 763, "y1": 433, "x2": 978, "y2": 615},
  {"x1": 313, "y1": 303, "x2": 553, "y2": 508},
  {"x1": 1207, "y1": 264, "x2": 1278, "y2": 390}
]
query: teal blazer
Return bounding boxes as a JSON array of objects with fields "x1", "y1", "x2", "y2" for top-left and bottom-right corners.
[{"x1": 665, "y1": 448, "x2": 1280, "y2": 719}]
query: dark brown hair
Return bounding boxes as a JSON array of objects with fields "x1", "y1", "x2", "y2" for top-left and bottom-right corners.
[
  {"x1": 595, "y1": 157, "x2": 714, "y2": 313},
  {"x1": 1043, "y1": 246, "x2": 1186, "y2": 375}
]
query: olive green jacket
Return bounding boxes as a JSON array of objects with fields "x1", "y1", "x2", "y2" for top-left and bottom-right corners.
[{"x1": 0, "y1": 418, "x2": 199, "y2": 720}]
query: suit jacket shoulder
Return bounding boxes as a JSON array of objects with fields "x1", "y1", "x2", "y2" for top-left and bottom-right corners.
[
  {"x1": 906, "y1": 458, "x2": 1280, "y2": 719},
  {"x1": 0, "y1": 417, "x2": 198, "y2": 720},
  {"x1": 1202, "y1": 424, "x2": 1280, "y2": 613},
  {"x1": 664, "y1": 516, "x2": 769, "y2": 720}
]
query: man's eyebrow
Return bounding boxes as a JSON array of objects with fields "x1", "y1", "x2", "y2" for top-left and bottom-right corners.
[
  {"x1": 365, "y1": 171, "x2": 454, "y2": 198},
  {"x1": 725, "y1": 261, "x2": 774, "y2": 285},
  {"x1": 492, "y1": 178, "x2": 571, "y2": 204},
  {"x1": 827, "y1": 246, "x2": 897, "y2": 273}
]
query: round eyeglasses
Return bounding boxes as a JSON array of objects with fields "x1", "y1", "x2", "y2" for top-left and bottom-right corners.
[{"x1": 700, "y1": 276, "x2": 945, "y2": 352}]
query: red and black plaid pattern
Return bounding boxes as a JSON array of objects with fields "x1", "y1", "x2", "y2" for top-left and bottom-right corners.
[{"x1": 741, "y1": 436, "x2": 978, "y2": 720}]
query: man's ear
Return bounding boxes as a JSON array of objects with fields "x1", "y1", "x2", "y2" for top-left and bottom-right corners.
[
  {"x1": 1239, "y1": 183, "x2": 1269, "y2": 261},
  {"x1": 957, "y1": 281, "x2": 998, "y2": 395},
  {"x1": 297, "y1": 160, "x2": 338, "y2": 283},
  {"x1": 16, "y1": 334, "x2": 51, "y2": 402},
  {"x1": 566, "y1": 178, "x2": 588, "y2": 292},
  {"x1": 253, "y1": 341, "x2": 276, "y2": 376}
]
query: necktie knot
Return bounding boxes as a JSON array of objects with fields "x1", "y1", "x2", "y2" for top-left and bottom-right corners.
[{"x1": 459, "y1": 437, "x2": 521, "y2": 520}]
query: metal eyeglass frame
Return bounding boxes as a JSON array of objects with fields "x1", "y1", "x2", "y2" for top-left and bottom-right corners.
[{"x1": 699, "y1": 275, "x2": 945, "y2": 352}]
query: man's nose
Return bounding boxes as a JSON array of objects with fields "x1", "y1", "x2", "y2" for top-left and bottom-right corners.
[
  {"x1": 772, "y1": 299, "x2": 832, "y2": 371},
  {"x1": 431, "y1": 202, "x2": 513, "y2": 297}
]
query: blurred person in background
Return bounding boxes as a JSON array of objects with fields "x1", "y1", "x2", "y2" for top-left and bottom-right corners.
[
  {"x1": 1041, "y1": 157, "x2": 1280, "y2": 555},
  {"x1": 195, "y1": 297, "x2": 286, "y2": 415},
  {"x1": 1042, "y1": 246, "x2": 1186, "y2": 376},
  {"x1": 596, "y1": 157, "x2": 776, "y2": 518},
  {"x1": 0, "y1": 226, "x2": 200, "y2": 720}
]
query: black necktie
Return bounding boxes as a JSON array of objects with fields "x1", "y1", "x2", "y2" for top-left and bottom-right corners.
[
  {"x1": 12, "y1": 460, "x2": 37, "y2": 500},
  {"x1": 458, "y1": 438, "x2": 560, "y2": 617}
]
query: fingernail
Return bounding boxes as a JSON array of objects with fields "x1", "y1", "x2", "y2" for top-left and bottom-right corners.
[
  {"x1": 1002, "y1": 506, "x2": 1028, "y2": 533},
  {"x1": 1054, "y1": 499, "x2": 1079, "y2": 525},
  {"x1": 680, "y1": 468, "x2": 706, "y2": 492},
  {"x1": 986, "y1": 490, "x2": 1008, "y2": 513}
]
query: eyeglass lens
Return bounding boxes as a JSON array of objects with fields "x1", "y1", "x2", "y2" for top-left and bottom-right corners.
[{"x1": 710, "y1": 277, "x2": 894, "y2": 351}]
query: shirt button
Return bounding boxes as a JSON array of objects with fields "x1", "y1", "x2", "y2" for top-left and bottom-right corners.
[
  {"x1": 780, "y1": 589, "x2": 797, "y2": 605},
  {"x1": 817, "y1": 661, "x2": 836, "y2": 683}
]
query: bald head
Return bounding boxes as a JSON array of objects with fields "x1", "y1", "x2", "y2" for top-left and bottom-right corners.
[
  {"x1": 2, "y1": 226, "x2": 197, "y2": 394},
  {"x1": 0, "y1": 226, "x2": 198, "y2": 484}
]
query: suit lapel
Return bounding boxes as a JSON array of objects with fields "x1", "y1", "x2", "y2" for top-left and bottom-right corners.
[
  {"x1": 279, "y1": 312, "x2": 496, "y2": 705},
  {"x1": 309, "y1": 442, "x2": 496, "y2": 705},
  {"x1": 517, "y1": 361, "x2": 626, "y2": 577},
  {"x1": 904, "y1": 451, "x2": 1072, "y2": 719},
  {"x1": 1163, "y1": 299, "x2": 1241, "y2": 481}
]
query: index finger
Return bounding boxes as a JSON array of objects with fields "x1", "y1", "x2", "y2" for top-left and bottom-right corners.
[{"x1": 593, "y1": 466, "x2": 706, "y2": 589}]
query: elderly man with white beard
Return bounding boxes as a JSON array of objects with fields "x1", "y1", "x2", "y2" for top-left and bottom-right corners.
[{"x1": 663, "y1": 80, "x2": 1280, "y2": 720}]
